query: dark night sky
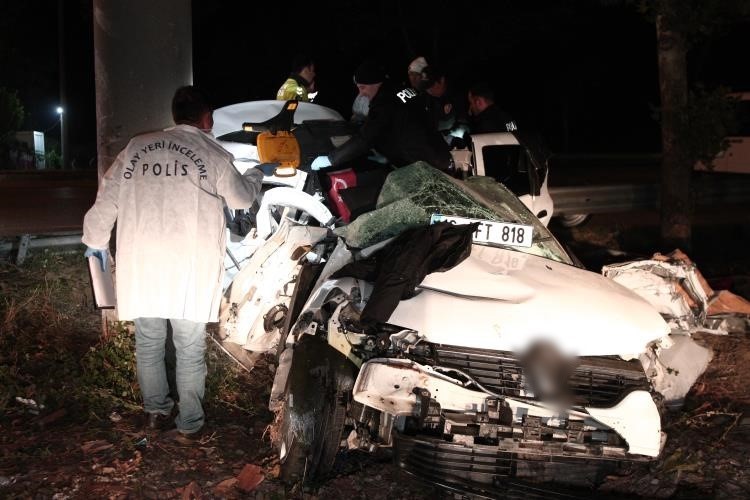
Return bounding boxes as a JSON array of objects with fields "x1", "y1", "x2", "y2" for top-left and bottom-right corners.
[{"x1": 2, "y1": 0, "x2": 749, "y2": 167}]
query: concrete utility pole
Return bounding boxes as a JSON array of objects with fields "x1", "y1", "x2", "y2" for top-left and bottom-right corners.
[{"x1": 93, "y1": 0, "x2": 193, "y2": 179}]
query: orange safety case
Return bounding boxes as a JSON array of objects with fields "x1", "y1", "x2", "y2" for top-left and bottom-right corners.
[{"x1": 256, "y1": 131, "x2": 301, "y2": 168}]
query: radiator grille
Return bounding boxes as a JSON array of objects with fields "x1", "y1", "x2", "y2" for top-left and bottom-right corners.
[
  {"x1": 430, "y1": 344, "x2": 649, "y2": 407},
  {"x1": 394, "y1": 434, "x2": 609, "y2": 498}
]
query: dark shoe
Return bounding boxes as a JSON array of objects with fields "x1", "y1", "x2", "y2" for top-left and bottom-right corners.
[
  {"x1": 144, "y1": 412, "x2": 174, "y2": 431},
  {"x1": 171, "y1": 427, "x2": 209, "y2": 445}
]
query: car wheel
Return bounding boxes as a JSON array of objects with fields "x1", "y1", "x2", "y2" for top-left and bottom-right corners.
[
  {"x1": 277, "y1": 337, "x2": 354, "y2": 485},
  {"x1": 278, "y1": 388, "x2": 347, "y2": 484},
  {"x1": 558, "y1": 213, "x2": 590, "y2": 228}
]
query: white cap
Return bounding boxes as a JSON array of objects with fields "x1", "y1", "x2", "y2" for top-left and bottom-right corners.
[{"x1": 408, "y1": 56, "x2": 428, "y2": 74}]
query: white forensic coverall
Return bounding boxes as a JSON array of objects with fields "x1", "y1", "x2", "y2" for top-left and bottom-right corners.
[{"x1": 83, "y1": 124, "x2": 263, "y2": 323}]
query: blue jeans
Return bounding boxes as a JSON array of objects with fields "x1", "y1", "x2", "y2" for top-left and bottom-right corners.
[{"x1": 134, "y1": 318, "x2": 206, "y2": 434}]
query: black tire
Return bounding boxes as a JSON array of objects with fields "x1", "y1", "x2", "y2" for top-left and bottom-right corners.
[
  {"x1": 278, "y1": 388, "x2": 348, "y2": 484},
  {"x1": 311, "y1": 391, "x2": 348, "y2": 477},
  {"x1": 277, "y1": 337, "x2": 354, "y2": 485},
  {"x1": 277, "y1": 398, "x2": 308, "y2": 484}
]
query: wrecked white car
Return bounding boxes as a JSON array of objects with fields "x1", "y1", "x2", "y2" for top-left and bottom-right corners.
[{"x1": 213, "y1": 102, "x2": 672, "y2": 495}]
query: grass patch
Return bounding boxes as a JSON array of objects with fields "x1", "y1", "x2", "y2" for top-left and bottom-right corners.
[
  {"x1": 205, "y1": 337, "x2": 267, "y2": 419},
  {"x1": 1, "y1": 249, "x2": 263, "y2": 424},
  {"x1": 0, "y1": 250, "x2": 101, "y2": 417}
]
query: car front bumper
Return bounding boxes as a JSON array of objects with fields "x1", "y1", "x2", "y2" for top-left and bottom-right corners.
[{"x1": 352, "y1": 357, "x2": 663, "y2": 460}]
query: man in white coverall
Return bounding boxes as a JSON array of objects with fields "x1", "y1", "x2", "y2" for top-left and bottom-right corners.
[{"x1": 82, "y1": 86, "x2": 263, "y2": 442}]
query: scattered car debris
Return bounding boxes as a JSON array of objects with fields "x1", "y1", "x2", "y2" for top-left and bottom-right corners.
[
  {"x1": 640, "y1": 334, "x2": 713, "y2": 410},
  {"x1": 603, "y1": 249, "x2": 750, "y2": 335},
  {"x1": 603, "y1": 249, "x2": 750, "y2": 409}
]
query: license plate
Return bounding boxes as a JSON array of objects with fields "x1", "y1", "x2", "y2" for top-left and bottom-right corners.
[{"x1": 430, "y1": 214, "x2": 533, "y2": 248}]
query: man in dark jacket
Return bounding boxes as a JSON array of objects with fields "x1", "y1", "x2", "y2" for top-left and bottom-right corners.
[
  {"x1": 310, "y1": 60, "x2": 451, "y2": 171},
  {"x1": 467, "y1": 81, "x2": 551, "y2": 191},
  {"x1": 421, "y1": 65, "x2": 457, "y2": 133},
  {"x1": 467, "y1": 81, "x2": 518, "y2": 134}
]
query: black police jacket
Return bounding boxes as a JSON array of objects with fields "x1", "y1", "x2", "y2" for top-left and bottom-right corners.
[
  {"x1": 468, "y1": 106, "x2": 551, "y2": 195},
  {"x1": 329, "y1": 83, "x2": 452, "y2": 170},
  {"x1": 469, "y1": 104, "x2": 518, "y2": 135}
]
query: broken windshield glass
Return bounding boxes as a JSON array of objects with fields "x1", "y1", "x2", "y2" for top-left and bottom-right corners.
[{"x1": 334, "y1": 162, "x2": 572, "y2": 264}]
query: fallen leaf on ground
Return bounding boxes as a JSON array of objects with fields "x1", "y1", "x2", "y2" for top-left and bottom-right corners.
[
  {"x1": 237, "y1": 463, "x2": 264, "y2": 492},
  {"x1": 180, "y1": 480, "x2": 203, "y2": 499},
  {"x1": 213, "y1": 477, "x2": 238, "y2": 497}
]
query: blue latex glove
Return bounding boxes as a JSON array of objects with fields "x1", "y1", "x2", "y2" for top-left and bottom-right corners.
[
  {"x1": 254, "y1": 162, "x2": 279, "y2": 176},
  {"x1": 310, "y1": 155, "x2": 332, "y2": 171},
  {"x1": 85, "y1": 247, "x2": 109, "y2": 272}
]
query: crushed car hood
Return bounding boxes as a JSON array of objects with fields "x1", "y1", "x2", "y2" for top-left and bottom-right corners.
[{"x1": 387, "y1": 245, "x2": 670, "y2": 357}]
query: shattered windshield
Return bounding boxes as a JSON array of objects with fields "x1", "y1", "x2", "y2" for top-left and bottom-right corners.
[{"x1": 334, "y1": 162, "x2": 573, "y2": 264}]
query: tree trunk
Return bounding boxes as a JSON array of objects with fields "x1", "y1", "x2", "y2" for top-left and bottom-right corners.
[{"x1": 656, "y1": 6, "x2": 691, "y2": 251}]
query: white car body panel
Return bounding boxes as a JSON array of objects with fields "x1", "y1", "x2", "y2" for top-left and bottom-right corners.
[
  {"x1": 223, "y1": 221, "x2": 329, "y2": 351},
  {"x1": 585, "y1": 391, "x2": 662, "y2": 456},
  {"x1": 213, "y1": 100, "x2": 344, "y2": 138},
  {"x1": 255, "y1": 187, "x2": 334, "y2": 240},
  {"x1": 388, "y1": 245, "x2": 670, "y2": 357}
]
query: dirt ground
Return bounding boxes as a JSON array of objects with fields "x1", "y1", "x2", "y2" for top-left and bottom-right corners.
[
  {"x1": 1, "y1": 210, "x2": 749, "y2": 499},
  {"x1": 0, "y1": 252, "x2": 438, "y2": 500}
]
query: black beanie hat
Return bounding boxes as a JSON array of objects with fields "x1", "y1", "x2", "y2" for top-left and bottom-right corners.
[{"x1": 354, "y1": 60, "x2": 385, "y2": 85}]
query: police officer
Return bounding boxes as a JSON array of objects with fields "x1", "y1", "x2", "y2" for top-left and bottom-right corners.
[
  {"x1": 82, "y1": 86, "x2": 264, "y2": 442},
  {"x1": 276, "y1": 54, "x2": 316, "y2": 102},
  {"x1": 310, "y1": 60, "x2": 451, "y2": 171},
  {"x1": 467, "y1": 81, "x2": 551, "y2": 185},
  {"x1": 467, "y1": 81, "x2": 518, "y2": 134}
]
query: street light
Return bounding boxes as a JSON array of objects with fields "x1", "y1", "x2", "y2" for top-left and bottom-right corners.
[{"x1": 56, "y1": 106, "x2": 65, "y2": 168}]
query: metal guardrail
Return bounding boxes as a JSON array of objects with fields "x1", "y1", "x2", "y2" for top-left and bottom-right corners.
[
  {"x1": 3, "y1": 176, "x2": 750, "y2": 264},
  {"x1": 551, "y1": 184, "x2": 659, "y2": 215},
  {"x1": 0, "y1": 233, "x2": 83, "y2": 265},
  {"x1": 550, "y1": 176, "x2": 750, "y2": 215},
  {"x1": 550, "y1": 153, "x2": 662, "y2": 163}
]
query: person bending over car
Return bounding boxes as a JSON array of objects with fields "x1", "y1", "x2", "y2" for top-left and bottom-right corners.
[
  {"x1": 310, "y1": 59, "x2": 451, "y2": 172},
  {"x1": 82, "y1": 86, "x2": 264, "y2": 443}
]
